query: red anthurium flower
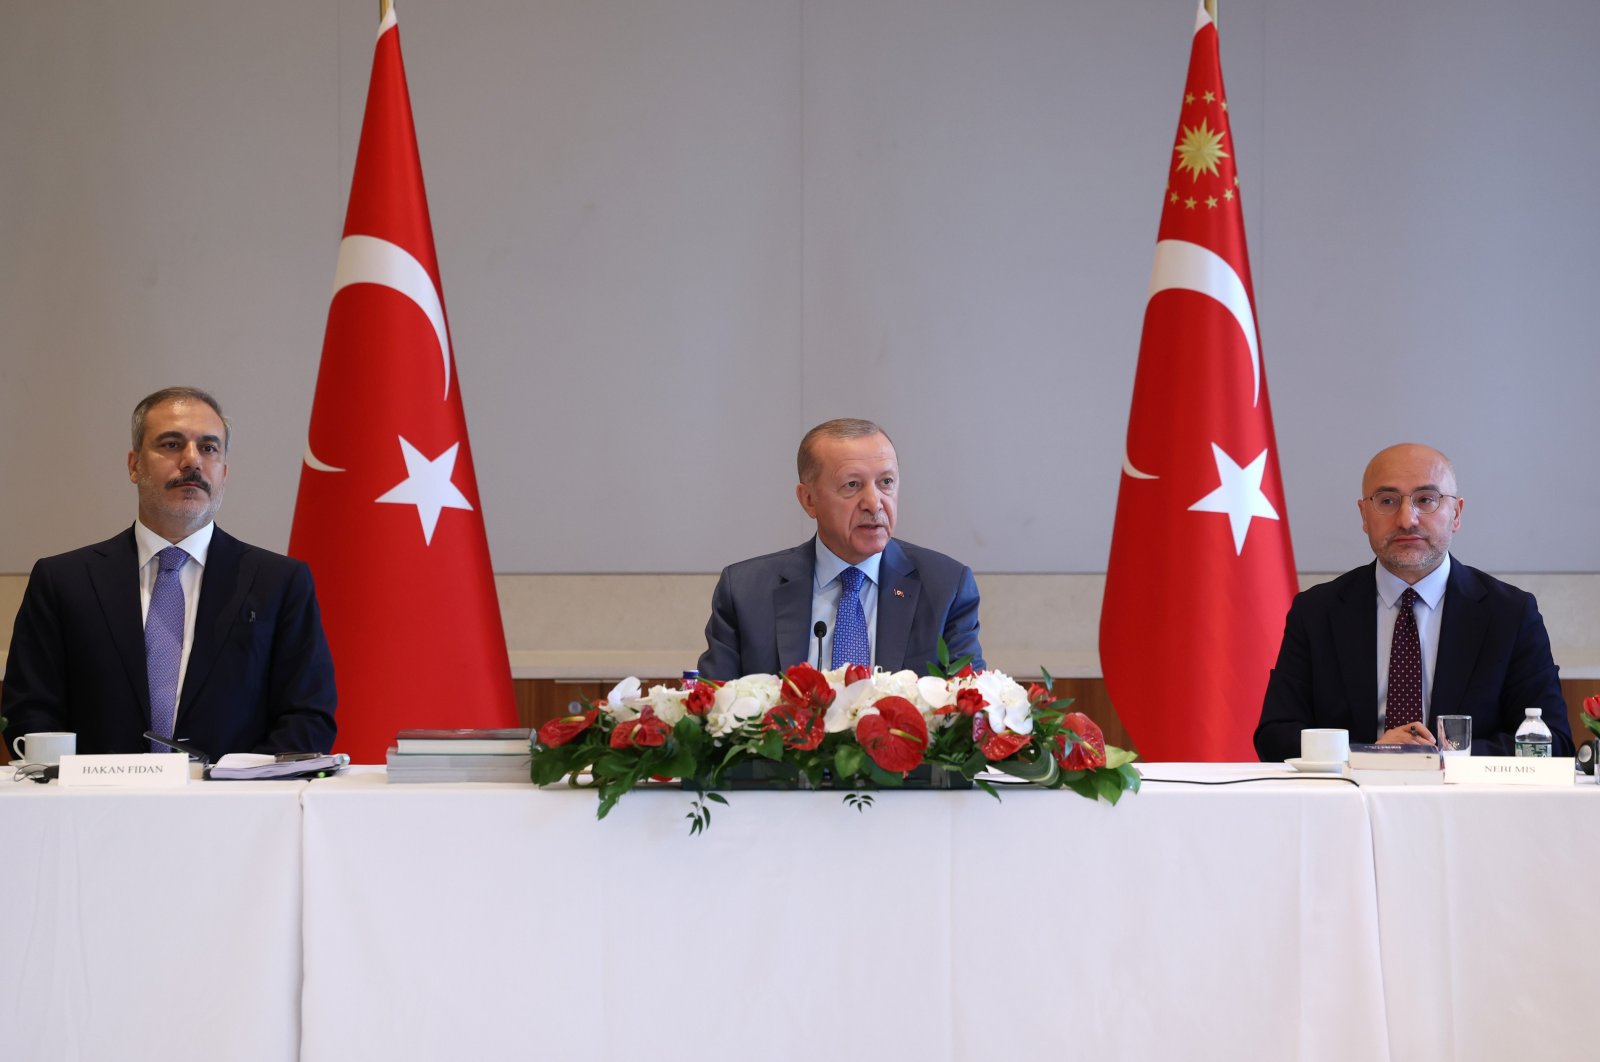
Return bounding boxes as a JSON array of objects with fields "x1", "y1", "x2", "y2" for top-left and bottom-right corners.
[
  {"x1": 856, "y1": 696, "x2": 929, "y2": 773},
  {"x1": 972, "y1": 711, "x2": 1031, "y2": 761},
  {"x1": 538, "y1": 708, "x2": 599, "y2": 748},
  {"x1": 685, "y1": 683, "x2": 717, "y2": 717},
  {"x1": 955, "y1": 664, "x2": 979, "y2": 680},
  {"x1": 764, "y1": 704, "x2": 826, "y2": 751},
  {"x1": 844, "y1": 663, "x2": 872, "y2": 685},
  {"x1": 1055, "y1": 711, "x2": 1106, "y2": 770},
  {"x1": 782, "y1": 663, "x2": 837, "y2": 710},
  {"x1": 610, "y1": 707, "x2": 672, "y2": 750}
]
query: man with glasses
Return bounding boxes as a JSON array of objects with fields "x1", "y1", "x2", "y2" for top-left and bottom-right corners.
[{"x1": 1254, "y1": 443, "x2": 1571, "y2": 760}]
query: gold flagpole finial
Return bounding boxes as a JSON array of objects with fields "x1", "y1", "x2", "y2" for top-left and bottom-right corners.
[
  {"x1": 380, "y1": 0, "x2": 393, "y2": 20},
  {"x1": 1204, "y1": 0, "x2": 1218, "y2": 26}
]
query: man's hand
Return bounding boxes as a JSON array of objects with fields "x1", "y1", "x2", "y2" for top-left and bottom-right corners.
[{"x1": 1379, "y1": 722, "x2": 1436, "y2": 746}]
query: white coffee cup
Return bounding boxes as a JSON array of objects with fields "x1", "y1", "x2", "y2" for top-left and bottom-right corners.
[
  {"x1": 1300, "y1": 728, "x2": 1350, "y2": 764},
  {"x1": 11, "y1": 732, "x2": 77, "y2": 765}
]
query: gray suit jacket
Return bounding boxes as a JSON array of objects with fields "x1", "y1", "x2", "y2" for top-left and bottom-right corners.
[{"x1": 697, "y1": 537, "x2": 983, "y2": 679}]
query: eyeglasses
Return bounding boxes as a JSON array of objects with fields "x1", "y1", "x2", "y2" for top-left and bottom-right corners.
[{"x1": 1365, "y1": 490, "x2": 1457, "y2": 515}]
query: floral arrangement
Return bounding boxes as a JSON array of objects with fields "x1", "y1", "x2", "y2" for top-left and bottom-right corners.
[
  {"x1": 1581, "y1": 695, "x2": 1600, "y2": 740},
  {"x1": 530, "y1": 645, "x2": 1140, "y2": 832}
]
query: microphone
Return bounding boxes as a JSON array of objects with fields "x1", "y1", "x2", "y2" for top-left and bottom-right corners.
[{"x1": 813, "y1": 621, "x2": 827, "y2": 670}]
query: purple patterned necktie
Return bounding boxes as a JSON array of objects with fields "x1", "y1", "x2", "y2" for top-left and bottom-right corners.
[
  {"x1": 1386, "y1": 586, "x2": 1423, "y2": 730},
  {"x1": 146, "y1": 546, "x2": 189, "y2": 752},
  {"x1": 831, "y1": 566, "x2": 871, "y2": 669}
]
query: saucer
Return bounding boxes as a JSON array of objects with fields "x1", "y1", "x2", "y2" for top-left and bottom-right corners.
[{"x1": 1286, "y1": 757, "x2": 1345, "y2": 774}]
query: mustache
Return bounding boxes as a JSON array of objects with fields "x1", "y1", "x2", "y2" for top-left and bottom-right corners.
[{"x1": 166, "y1": 470, "x2": 211, "y2": 494}]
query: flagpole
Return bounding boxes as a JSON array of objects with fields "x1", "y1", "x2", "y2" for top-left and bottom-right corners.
[
  {"x1": 1205, "y1": 0, "x2": 1217, "y2": 25},
  {"x1": 380, "y1": 0, "x2": 393, "y2": 20}
]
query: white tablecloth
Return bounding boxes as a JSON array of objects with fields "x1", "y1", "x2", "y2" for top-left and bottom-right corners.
[
  {"x1": 0, "y1": 778, "x2": 308, "y2": 1062},
  {"x1": 299, "y1": 765, "x2": 1389, "y2": 1062},
  {"x1": 1364, "y1": 781, "x2": 1599, "y2": 1062},
  {"x1": 11, "y1": 763, "x2": 1591, "y2": 1061}
]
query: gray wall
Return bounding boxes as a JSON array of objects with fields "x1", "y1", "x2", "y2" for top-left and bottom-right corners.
[{"x1": 3, "y1": 0, "x2": 1597, "y2": 575}]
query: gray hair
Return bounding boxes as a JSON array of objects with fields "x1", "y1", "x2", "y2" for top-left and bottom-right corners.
[
  {"x1": 131, "y1": 387, "x2": 230, "y2": 452},
  {"x1": 797, "y1": 418, "x2": 892, "y2": 483}
]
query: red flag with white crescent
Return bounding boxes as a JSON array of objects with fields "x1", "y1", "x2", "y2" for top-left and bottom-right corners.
[
  {"x1": 289, "y1": 4, "x2": 517, "y2": 763},
  {"x1": 1099, "y1": 1, "x2": 1297, "y2": 762}
]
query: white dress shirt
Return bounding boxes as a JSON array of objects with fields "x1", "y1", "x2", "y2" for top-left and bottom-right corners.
[
  {"x1": 809, "y1": 539, "x2": 883, "y2": 671},
  {"x1": 1375, "y1": 552, "x2": 1451, "y2": 733},
  {"x1": 134, "y1": 519, "x2": 215, "y2": 719}
]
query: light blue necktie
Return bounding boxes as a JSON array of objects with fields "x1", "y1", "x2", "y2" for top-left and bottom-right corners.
[
  {"x1": 831, "y1": 566, "x2": 871, "y2": 669},
  {"x1": 146, "y1": 546, "x2": 189, "y2": 752}
]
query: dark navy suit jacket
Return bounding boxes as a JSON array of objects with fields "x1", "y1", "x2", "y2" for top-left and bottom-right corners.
[
  {"x1": 2, "y1": 526, "x2": 337, "y2": 756},
  {"x1": 1254, "y1": 558, "x2": 1570, "y2": 761},
  {"x1": 697, "y1": 537, "x2": 983, "y2": 679}
]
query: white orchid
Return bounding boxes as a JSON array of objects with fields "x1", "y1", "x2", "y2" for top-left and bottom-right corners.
[
  {"x1": 974, "y1": 669, "x2": 1034, "y2": 735},
  {"x1": 601, "y1": 676, "x2": 644, "y2": 720}
]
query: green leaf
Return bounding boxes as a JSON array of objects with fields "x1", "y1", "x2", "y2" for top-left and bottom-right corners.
[
  {"x1": 1104, "y1": 745, "x2": 1139, "y2": 770},
  {"x1": 1117, "y1": 763, "x2": 1142, "y2": 794},
  {"x1": 834, "y1": 744, "x2": 866, "y2": 780},
  {"x1": 1092, "y1": 770, "x2": 1124, "y2": 804},
  {"x1": 866, "y1": 762, "x2": 905, "y2": 787},
  {"x1": 1062, "y1": 775, "x2": 1098, "y2": 801},
  {"x1": 755, "y1": 730, "x2": 785, "y2": 761},
  {"x1": 706, "y1": 791, "x2": 729, "y2": 806},
  {"x1": 975, "y1": 778, "x2": 1000, "y2": 801}
]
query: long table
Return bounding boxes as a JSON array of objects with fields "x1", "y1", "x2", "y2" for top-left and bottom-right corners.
[
  {"x1": 298, "y1": 766, "x2": 1389, "y2": 1061},
  {"x1": 0, "y1": 778, "x2": 307, "y2": 1062},
  {"x1": 5, "y1": 765, "x2": 1595, "y2": 1061}
]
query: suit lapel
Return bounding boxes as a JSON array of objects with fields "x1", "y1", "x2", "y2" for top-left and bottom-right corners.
[
  {"x1": 178, "y1": 527, "x2": 246, "y2": 726},
  {"x1": 772, "y1": 542, "x2": 814, "y2": 672},
  {"x1": 1431, "y1": 559, "x2": 1486, "y2": 717},
  {"x1": 875, "y1": 540, "x2": 919, "y2": 672},
  {"x1": 87, "y1": 528, "x2": 150, "y2": 718},
  {"x1": 1332, "y1": 564, "x2": 1379, "y2": 741}
]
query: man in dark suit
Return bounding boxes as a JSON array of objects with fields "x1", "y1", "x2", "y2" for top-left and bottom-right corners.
[
  {"x1": 2, "y1": 387, "x2": 336, "y2": 757},
  {"x1": 1255, "y1": 443, "x2": 1569, "y2": 760},
  {"x1": 699, "y1": 419, "x2": 983, "y2": 679}
]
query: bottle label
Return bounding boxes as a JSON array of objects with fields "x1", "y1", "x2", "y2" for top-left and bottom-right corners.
[{"x1": 1515, "y1": 739, "x2": 1553, "y2": 757}]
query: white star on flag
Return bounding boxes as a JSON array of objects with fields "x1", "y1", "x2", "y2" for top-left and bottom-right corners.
[
  {"x1": 1188, "y1": 442, "x2": 1280, "y2": 555},
  {"x1": 376, "y1": 436, "x2": 474, "y2": 545}
]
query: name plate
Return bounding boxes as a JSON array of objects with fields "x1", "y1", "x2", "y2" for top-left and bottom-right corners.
[
  {"x1": 58, "y1": 753, "x2": 189, "y2": 788},
  {"x1": 1444, "y1": 756, "x2": 1574, "y2": 787}
]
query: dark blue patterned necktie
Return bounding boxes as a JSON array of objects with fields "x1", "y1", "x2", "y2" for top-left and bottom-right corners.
[
  {"x1": 146, "y1": 546, "x2": 189, "y2": 752},
  {"x1": 831, "y1": 566, "x2": 871, "y2": 669}
]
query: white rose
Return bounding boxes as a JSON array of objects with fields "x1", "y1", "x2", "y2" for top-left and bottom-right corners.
[
  {"x1": 706, "y1": 674, "x2": 780, "y2": 738},
  {"x1": 644, "y1": 685, "x2": 690, "y2": 727}
]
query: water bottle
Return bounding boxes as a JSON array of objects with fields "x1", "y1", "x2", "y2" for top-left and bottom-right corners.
[
  {"x1": 682, "y1": 669, "x2": 699, "y2": 689},
  {"x1": 1514, "y1": 707, "x2": 1553, "y2": 757}
]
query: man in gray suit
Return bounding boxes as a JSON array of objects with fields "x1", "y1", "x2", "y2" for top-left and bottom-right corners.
[{"x1": 698, "y1": 418, "x2": 983, "y2": 679}]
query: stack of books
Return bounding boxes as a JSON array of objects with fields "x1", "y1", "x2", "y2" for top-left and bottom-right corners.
[
  {"x1": 385, "y1": 728, "x2": 533, "y2": 784},
  {"x1": 1341, "y1": 743, "x2": 1444, "y2": 786}
]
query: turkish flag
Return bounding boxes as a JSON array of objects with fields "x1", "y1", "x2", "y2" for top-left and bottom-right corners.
[
  {"x1": 289, "y1": 5, "x2": 517, "y2": 763},
  {"x1": 1099, "y1": 2, "x2": 1297, "y2": 763}
]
